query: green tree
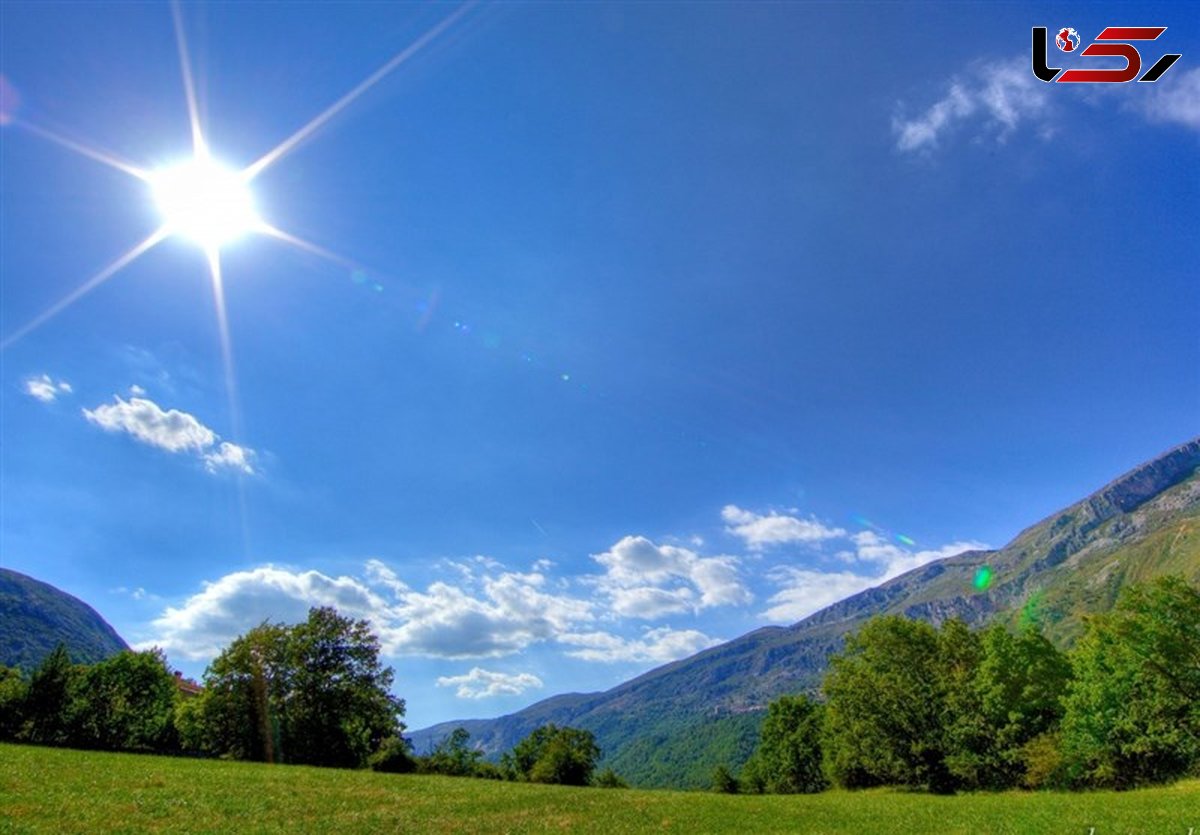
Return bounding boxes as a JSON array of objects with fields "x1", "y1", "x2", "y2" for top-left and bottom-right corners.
[
  {"x1": 196, "y1": 607, "x2": 404, "y2": 769},
  {"x1": 742, "y1": 694, "x2": 827, "y2": 794},
  {"x1": 504, "y1": 724, "x2": 601, "y2": 786},
  {"x1": 944, "y1": 623, "x2": 1070, "y2": 789},
  {"x1": 1062, "y1": 576, "x2": 1200, "y2": 788},
  {"x1": 23, "y1": 643, "x2": 77, "y2": 746},
  {"x1": 0, "y1": 666, "x2": 27, "y2": 740},
  {"x1": 823, "y1": 616, "x2": 955, "y2": 791},
  {"x1": 198, "y1": 620, "x2": 291, "y2": 762},
  {"x1": 283, "y1": 607, "x2": 403, "y2": 768},
  {"x1": 67, "y1": 650, "x2": 179, "y2": 752}
]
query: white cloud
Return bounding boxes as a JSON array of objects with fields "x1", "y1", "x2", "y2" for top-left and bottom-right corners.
[
  {"x1": 23, "y1": 374, "x2": 72, "y2": 403},
  {"x1": 895, "y1": 54, "x2": 1200, "y2": 154},
  {"x1": 591, "y1": 535, "x2": 751, "y2": 618},
  {"x1": 83, "y1": 393, "x2": 255, "y2": 475},
  {"x1": 721, "y1": 505, "x2": 846, "y2": 550},
  {"x1": 894, "y1": 56, "x2": 1050, "y2": 153},
  {"x1": 146, "y1": 561, "x2": 598, "y2": 662},
  {"x1": 386, "y1": 570, "x2": 595, "y2": 658},
  {"x1": 560, "y1": 627, "x2": 720, "y2": 664},
  {"x1": 851, "y1": 531, "x2": 988, "y2": 581},
  {"x1": 1133, "y1": 67, "x2": 1200, "y2": 132},
  {"x1": 203, "y1": 441, "x2": 255, "y2": 475},
  {"x1": 436, "y1": 667, "x2": 544, "y2": 700},
  {"x1": 760, "y1": 533, "x2": 988, "y2": 624},
  {"x1": 762, "y1": 567, "x2": 878, "y2": 623},
  {"x1": 146, "y1": 566, "x2": 391, "y2": 659}
]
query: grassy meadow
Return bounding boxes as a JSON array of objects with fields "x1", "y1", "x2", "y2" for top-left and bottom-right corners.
[{"x1": 1, "y1": 743, "x2": 1197, "y2": 834}]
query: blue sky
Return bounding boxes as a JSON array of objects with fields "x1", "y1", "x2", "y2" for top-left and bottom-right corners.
[{"x1": 2, "y1": 2, "x2": 1196, "y2": 728}]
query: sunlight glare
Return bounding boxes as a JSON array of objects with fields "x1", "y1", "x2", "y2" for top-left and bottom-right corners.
[{"x1": 151, "y1": 157, "x2": 260, "y2": 248}]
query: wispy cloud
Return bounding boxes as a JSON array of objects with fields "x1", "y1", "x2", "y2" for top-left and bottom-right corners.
[
  {"x1": 436, "y1": 667, "x2": 544, "y2": 699},
  {"x1": 1132, "y1": 66, "x2": 1200, "y2": 132},
  {"x1": 82, "y1": 393, "x2": 254, "y2": 475},
  {"x1": 761, "y1": 532, "x2": 988, "y2": 623},
  {"x1": 894, "y1": 54, "x2": 1200, "y2": 154},
  {"x1": 559, "y1": 627, "x2": 720, "y2": 664},
  {"x1": 23, "y1": 374, "x2": 72, "y2": 403},
  {"x1": 893, "y1": 56, "x2": 1050, "y2": 153}
]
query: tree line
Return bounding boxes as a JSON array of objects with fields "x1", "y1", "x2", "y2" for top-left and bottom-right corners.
[
  {"x1": 720, "y1": 575, "x2": 1200, "y2": 794},
  {"x1": 0, "y1": 606, "x2": 613, "y2": 787}
]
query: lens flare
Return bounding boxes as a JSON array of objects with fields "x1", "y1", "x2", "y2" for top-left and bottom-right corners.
[{"x1": 973, "y1": 566, "x2": 993, "y2": 590}]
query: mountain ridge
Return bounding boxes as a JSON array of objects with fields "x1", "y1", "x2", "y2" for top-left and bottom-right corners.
[{"x1": 0, "y1": 568, "x2": 129, "y2": 671}]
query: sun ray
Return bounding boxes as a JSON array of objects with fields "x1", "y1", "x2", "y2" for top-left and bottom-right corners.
[
  {"x1": 204, "y1": 246, "x2": 243, "y2": 443},
  {"x1": 242, "y1": 2, "x2": 474, "y2": 181},
  {"x1": 170, "y1": 0, "x2": 206, "y2": 156},
  {"x1": 1, "y1": 227, "x2": 168, "y2": 351},
  {"x1": 204, "y1": 246, "x2": 253, "y2": 562},
  {"x1": 257, "y1": 223, "x2": 366, "y2": 274},
  {"x1": 14, "y1": 119, "x2": 150, "y2": 181}
]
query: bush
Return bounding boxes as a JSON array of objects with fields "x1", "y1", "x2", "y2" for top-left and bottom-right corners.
[
  {"x1": 593, "y1": 767, "x2": 628, "y2": 789},
  {"x1": 1021, "y1": 733, "x2": 1067, "y2": 790},
  {"x1": 369, "y1": 736, "x2": 416, "y2": 773},
  {"x1": 711, "y1": 764, "x2": 739, "y2": 794}
]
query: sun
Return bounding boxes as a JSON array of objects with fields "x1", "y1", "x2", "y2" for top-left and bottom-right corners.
[
  {"x1": 150, "y1": 156, "x2": 261, "y2": 249},
  {"x1": 0, "y1": 0, "x2": 471, "y2": 358}
]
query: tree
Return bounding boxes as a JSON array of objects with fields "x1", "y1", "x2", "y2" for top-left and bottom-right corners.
[
  {"x1": 943, "y1": 623, "x2": 1070, "y2": 790},
  {"x1": 742, "y1": 695, "x2": 827, "y2": 794},
  {"x1": 823, "y1": 616, "x2": 954, "y2": 791},
  {"x1": 0, "y1": 666, "x2": 27, "y2": 740},
  {"x1": 504, "y1": 724, "x2": 601, "y2": 786},
  {"x1": 68, "y1": 650, "x2": 179, "y2": 752},
  {"x1": 1062, "y1": 576, "x2": 1200, "y2": 788},
  {"x1": 283, "y1": 607, "x2": 403, "y2": 768},
  {"x1": 197, "y1": 620, "x2": 291, "y2": 762},
  {"x1": 196, "y1": 607, "x2": 404, "y2": 768},
  {"x1": 23, "y1": 643, "x2": 77, "y2": 746}
]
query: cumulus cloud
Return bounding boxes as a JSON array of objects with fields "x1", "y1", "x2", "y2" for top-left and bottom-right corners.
[
  {"x1": 722, "y1": 505, "x2": 846, "y2": 550},
  {"x1": 146, "y1": 562, "x2": 597, "y2": 662},
  {"x1": 23, "y1": 374, "x2": 72, "y2": 403},
  {"x1": 591, "y1": 535, "x2": 751, "y2": 618},
  {"x1": 146, "y1": 566, "x2": 391, "y2": 659},
  {"x1": 559, "y1": 627, "x2": 720, "y2": 664},
  {"x1": 436, "y1": 667, "x2": 544, "y2": 700},
  {"x1": 83, "y1": 393, "x2": 254, "y2": 474},
  {"x1": 386, "y1": 570, "x2": 595, "y2": 658},
  {"x1": 894, "y1": 56, "x2": 1051, "y2": 153}
]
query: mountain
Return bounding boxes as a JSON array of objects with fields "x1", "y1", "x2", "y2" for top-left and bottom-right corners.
[
  {"x1": 410, "y1": 438, "x2": 1200, "y2": 788},
  {"x1": 0, "y1": 568, "x2": 129, "y2": 671}
]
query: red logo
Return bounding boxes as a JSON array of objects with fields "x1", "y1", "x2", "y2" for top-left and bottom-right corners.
[
  {"x1": 1032, "y1": 26, "x2": 1181, "y2": 83},
  {"x1": 1056, "y1": 28, "x2": 1080, "y2": 52}
]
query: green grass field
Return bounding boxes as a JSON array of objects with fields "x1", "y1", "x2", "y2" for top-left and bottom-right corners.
[{"x1": 1, "y1": 743, "x2": 1197, "y2": 834}]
